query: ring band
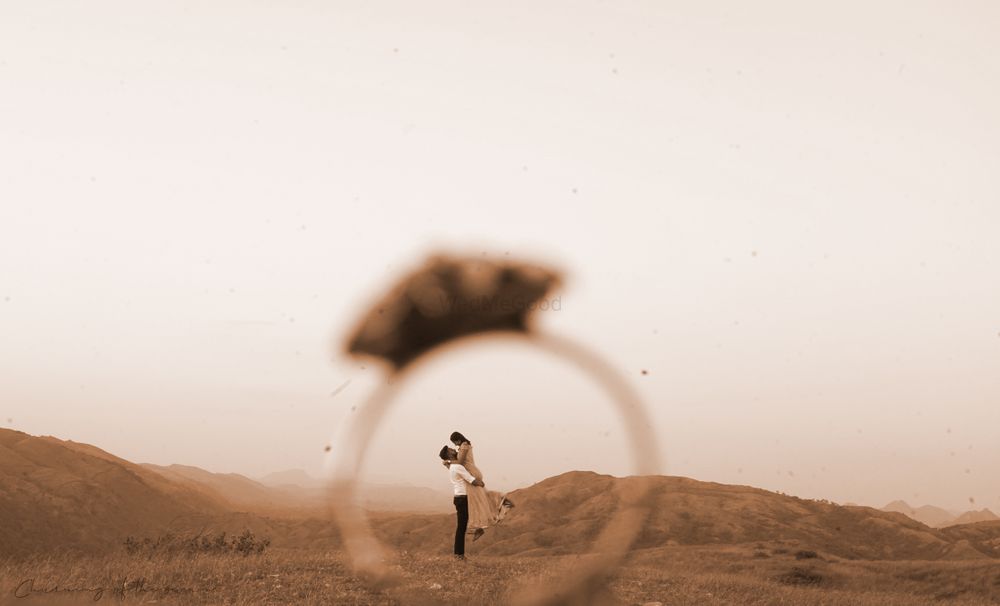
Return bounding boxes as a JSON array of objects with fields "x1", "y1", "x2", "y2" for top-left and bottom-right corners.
[{"x1": 325, "y1": 255, "x2": 663, "y2": 605}]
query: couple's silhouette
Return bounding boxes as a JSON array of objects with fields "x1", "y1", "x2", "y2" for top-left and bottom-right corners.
[{"x1": 439, "y1": 431, "x2": 514, "y2": 559}]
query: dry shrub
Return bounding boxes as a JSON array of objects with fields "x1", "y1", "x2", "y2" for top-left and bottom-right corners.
[
  {"x1": 123, "y1": 529, "x2": 270, "y2": 558},
  {"x1": 777, "y1": 566, "x2": 823, "y2": 586}
]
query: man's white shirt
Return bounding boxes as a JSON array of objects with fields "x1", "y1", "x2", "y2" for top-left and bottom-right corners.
[{"x1": 449, "y1": 463, "x2": 476, "y2": 496}]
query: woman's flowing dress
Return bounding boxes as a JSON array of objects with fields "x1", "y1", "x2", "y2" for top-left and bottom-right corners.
[{"x1": 457, "y1": 442, "x2": 510, "y2": 531}]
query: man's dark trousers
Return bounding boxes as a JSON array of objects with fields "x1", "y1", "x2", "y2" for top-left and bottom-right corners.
[{"x1": 453, "y1": 495, "x2": 469, "y2": 555}]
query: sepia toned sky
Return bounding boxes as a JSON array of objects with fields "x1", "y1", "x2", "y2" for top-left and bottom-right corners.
[{"x1": 1, "y1": 1, "x2": 998, "y2": 512}]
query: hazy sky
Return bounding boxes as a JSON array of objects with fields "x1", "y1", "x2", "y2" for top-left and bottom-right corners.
[{"x1": 2, "y1": 1, "x2": 998, "y2": 512}]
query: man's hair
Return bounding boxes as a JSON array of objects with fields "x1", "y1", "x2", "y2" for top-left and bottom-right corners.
[{"x1": 439, "y1": 445, "x2": 452, "y2": 461}]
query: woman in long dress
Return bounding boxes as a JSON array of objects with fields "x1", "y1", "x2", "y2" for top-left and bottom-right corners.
[{"x1": 450, "y1": 431, "x2": 513, "y2": 540}]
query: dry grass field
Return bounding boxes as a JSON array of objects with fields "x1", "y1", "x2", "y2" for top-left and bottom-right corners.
[{"x1": 3, "y1": 542, "x2": 999, "y2": 606}]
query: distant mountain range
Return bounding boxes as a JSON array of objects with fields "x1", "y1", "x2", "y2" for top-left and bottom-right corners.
[
  {"x1": 252, "y1": 467, "x2": 452, "y2": 513},
  {"x1": 3, "y1": 428, "x2": 999, "y2": 563},
  {"x1": 881, "y1": 499, "x2": 999, "y2": 528},
  {"x1": 139, "y1": 463, "x2": 451, "y2": 516},
  {"x1": 258, "y1": 468, "x2": 325, "y2": 488}
]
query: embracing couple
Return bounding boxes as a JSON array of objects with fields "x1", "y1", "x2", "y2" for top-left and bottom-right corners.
[{"x1": 439, "y1": 431, "x2": 514, "y2": 560}]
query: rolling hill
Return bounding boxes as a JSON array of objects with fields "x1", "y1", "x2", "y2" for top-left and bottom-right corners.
[
  {"x1": 4, "y1": 428, "x2": 1000, "y2": 566},
  {"x1": 0, "y1": 428, "x2": 229, "y2": 558},
  {"x1": 950, "y1": 509, "x2": 1000, "y2": 526},
  {"x1": 377, "y1": 471, "x2": 1000, "y2": 561},
  {"x1": 0, "y1": 429, "x2": 451, "y2": 558}
]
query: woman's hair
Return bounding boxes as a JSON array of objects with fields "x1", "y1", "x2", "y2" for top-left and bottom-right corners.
[{"x1": 450, "y1": 431, "x2": 470, "y2": 445}]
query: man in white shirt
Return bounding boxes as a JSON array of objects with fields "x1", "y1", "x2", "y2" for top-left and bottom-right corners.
[{"x1": 439, "y1": 445, "x2": 484, "y2": 560}]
